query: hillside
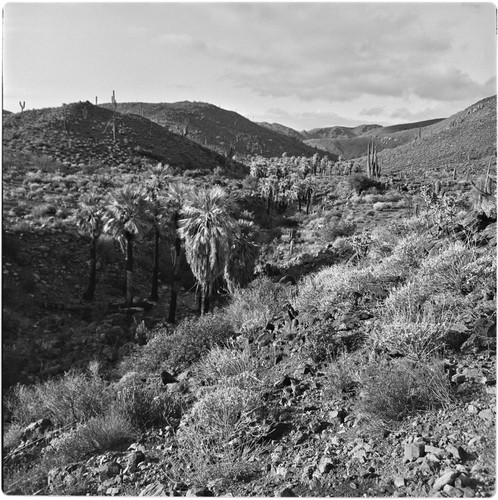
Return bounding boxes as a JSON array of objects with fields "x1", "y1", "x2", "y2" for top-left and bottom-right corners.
[
  {"x1": 257, "y1": 121, "x2": 306, "y2": 141},
  {"x1": 2, "y1": 101, "x2": 237, "y2": 173},
  {"x1": 303, "y1": 119, "x2": 445, "y2": 159},
  {"x1": 376, "y1": 95, "x2": 496, "y2": 177},
  {"x1": 103, "y1": 101, "x2": 326, "y2": 159}
]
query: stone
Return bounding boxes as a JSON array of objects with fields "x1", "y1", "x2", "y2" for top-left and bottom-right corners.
[
  {"x1": 139, "y1": 481, "x2": 167, "y2": 496},
  {"x1": 478, "y1": 408, "x2": 494, "y2": 424},
  {"x1": 446, "y1": 444, "x2": 465, "y2": 460},
  {"x1": 125, "y1": 450, "x2": 145, "y2": 474},
  {"x1": 443, "y1": 485, "x2": 463, "y2": 497},
  {"x1": 462, "y1": 487, "x2": 476, "y2": 497},
  {"x1": 22, "y1": 418, "x2": 53, "y2": 441},
  {"x1": 425, "y1": 445, "x2": 444, "y2": 457},
  {"x1": 452, "y1": 374, "x2": 466, "y2": 384},
  {"x1": 275, "y1": 487, "x2": 296, "y2": 497},
  {"x1": 454, "y1": 474, "x2": 475, "y2": 489},
  {"x1": 186, "y1": 486, "x2": 213, "y2": 496},
  {"x1": 433, "y1": 471, "x2": 458, "y2": 491},
  {"x1": 404, "y1": 442, "x2": 425, "y2": 462},
  {"x1": 317, "y1": 457, "x2": 334, "y2": 474},
  {"x1": 393, "y1": 477, "x2": 406, "y2": 488},
  {"x1": 99, "y1": 461, "x2": 122, "y2": 481}
]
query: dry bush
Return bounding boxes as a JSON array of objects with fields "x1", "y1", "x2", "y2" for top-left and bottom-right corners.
[
  {"x1": 226, "y1": 276, "x2": 289, "y2": 333},
  {"x1": 373, "y1": 201, "x2": 391, "y2": 211},
  {"x1": 44, "y1": 412, "x2": 136, "y2": 466},
  {"x1": 3, "y1": 423, "x2": 24, "y2": 452},
  {"x1": 174, "y1": 385, "x2": 264, "y2": 487},
  {"x1": 7, "y1": 369, "x2": 112, "y2": 427},
  {"x1": 357, "y1": 357, "x2": 452, "y2": 422},
  {"x1": 112, "y1": 379, "x2": 184, "y2": 430},
  {"x1": 120, "y1": 312, "x2": 234, "y2": 375}
]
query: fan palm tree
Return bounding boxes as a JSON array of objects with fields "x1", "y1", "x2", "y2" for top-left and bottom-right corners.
[
  {"x1": 164, "y1": 182, "x2": 192, "y2": 323},
  {"x1": 224, "y1": 219, "x2": 260, "y2": 294},
  {"x1": 144, "y1": 169, "x2": 169, "y2": 302},
  {"x1": 178, "y1": 186, "x2": 237, "y2": 315},
  {"x1": 74, "y1": 191, "x2": 105, "y2": 301},
  {"x1": 104, "y1": 185, "x2": 149, "y2": 307}
]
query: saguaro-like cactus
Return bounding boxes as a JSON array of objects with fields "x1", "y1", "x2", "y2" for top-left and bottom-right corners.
[
  {"x1": 367, "y1": 141, "x2": 381, "y2": 178},
  {"x1": 19, "y1": 101, "x2": 25, "y2": 114},
  {"x1": 111, "y1": 90, "x2": 117, "y2": 142}
]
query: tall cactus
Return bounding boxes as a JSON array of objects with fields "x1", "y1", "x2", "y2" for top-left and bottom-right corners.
[
  {"x1": 111, "y1": 90, "x2": 117, "y2": 142},
  {"x1": 19, "y1": 101, "x2": 25, "y2": 115},
  {"x1": 367, "y1": 140, "x2": 380, "y2": 178}
]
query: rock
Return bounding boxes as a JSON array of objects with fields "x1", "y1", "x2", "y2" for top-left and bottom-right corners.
[
  {"x1": 139, "y1": 481, "x2": 168, "y2": 496},
  {"x1": 446, "y1": 444, "x2": 466, "y2": 460},
  {"x1": 478, "y1": 408, "x2": 494, "y2": 424},
  {"x1": 393, "y1": 477, "x2": 406, "y2": 488},
  {"x1": 462, "y1": 487, "x2": 476, "y2": 497},
  {"x1": 425, "y1": 445, "x2": 444, "y2": 457},
  {"x1": 125, "y1": 450, "x2": 145, "y2": 474},
  {"x1": 21, "y1": 418, "x2": 53, "y2": 441},
  {"x1": 186, "y1": 486, "x2": 213, "y2": 496},
  {"x1": 275, "y1": 487, "x2": 296, "y2": 497},
  {"x1": 433, "y1": 471, "x2": 458, "y2": 491},
  {"x1": 454, "y1": 474, "x2": 476, "y2": 489},
  {"x1": 260, "y1": 422, "x2": 293, "y2": 442},
  {"x1": 99, "y1": 461, "x2": 122, "y2": 481},
  {"x1": 443, "y1": 485, "x2": 463, "y2": 497},
  {"x1": 161, "y1": 370, "x2": 178, "y2": 385},
  {"x1": 404, "y1": 442, "x2": 425, "y2": 462},
  {"x1": 106, "y1": 487, "x2": 121, "y2": 496},
  {"x1": 452, "y1": 374, "x2": 466, "y2": 384},
  {"x1": 317, "y1": 457, "x2": 334, "y2": 474}
]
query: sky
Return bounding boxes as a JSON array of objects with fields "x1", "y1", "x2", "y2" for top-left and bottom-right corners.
[{"x1": 3, "y1": 2, "x2": 496, "y2": 130}]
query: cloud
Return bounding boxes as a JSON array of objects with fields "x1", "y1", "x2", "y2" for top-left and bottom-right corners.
[
  {"x1": 361, "y1": 107, "x2": 385, "y2": 117},
  {"x1": 156, "y1": 33, "x2": 207, "y2": 52}
]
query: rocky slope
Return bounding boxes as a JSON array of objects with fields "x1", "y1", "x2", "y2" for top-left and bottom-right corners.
[
  {"x1": 2, "y1": 101, "x2": 238, "y2": 173},
  {"x1": 103, "y1": 101, "x2": 325, "y2": 159}
]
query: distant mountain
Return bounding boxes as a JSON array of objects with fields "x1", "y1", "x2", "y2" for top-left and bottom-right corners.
[
  {"x1": 302, "y1": 118, "x2": 445, "y2": 159},
  {"x1": 2, "y1": 101, "x2": 237, "y2": 173},
  {"x1": 257, "y1": 122, "x2": 306, "y2": 141},
  {"x1": 103, "y1": 101, "x2": 326, "y2": 159}
]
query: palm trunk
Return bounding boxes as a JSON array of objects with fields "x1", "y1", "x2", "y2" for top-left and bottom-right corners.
[
  {"x1": 125, "y1": 233, "x2": 134, "y2": 307},
  {"x1": 82, "y1": 233, "x2": 97, "y2": 301},
  {"x1": 168, "y1": 235, "x2": 182, "y2": 323},
  {"x1": 150, "y1": 228, "x2": 160, "y2": 301}
]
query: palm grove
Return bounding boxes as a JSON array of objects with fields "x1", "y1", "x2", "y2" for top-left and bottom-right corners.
[{"x1": 74, "y1": 165, "x2": 260, "y2": 320}]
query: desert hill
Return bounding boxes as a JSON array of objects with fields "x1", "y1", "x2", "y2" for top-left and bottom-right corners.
[
  {"x1": 2, "y1": 101, "x2": 237, "y2": 173},
  {"x1": 102, "y1": 101, "x2": 326, "y2": 159},
  {"x1": 257, "y1": 121, "x2": 307, "y2": 141},
  {"x1": 376, "y1": 95, "x2": 496, "y2": 177}
]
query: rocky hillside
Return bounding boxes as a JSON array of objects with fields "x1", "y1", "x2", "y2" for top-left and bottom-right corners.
[
  {"x1": 104, "y1": 101, "x2": 326, "y2": 159},
  {"x1": 257, "y1": 122, "x2": 307, "y2": 141},
  {"x1": 2, "y1": 101, "x2": 237, "y2": 173},
  {"x1": 377, "y1": 95, "x2": 496, "y2": 177}
]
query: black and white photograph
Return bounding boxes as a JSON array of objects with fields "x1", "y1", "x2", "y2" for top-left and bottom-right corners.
[{"x1": 2, "y1": 2, "x2": 496, "y2": 496}]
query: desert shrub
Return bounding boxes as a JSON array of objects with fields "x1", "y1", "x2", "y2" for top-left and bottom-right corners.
[
  {"x1": 3, "y1": 423, "x2": 24, "y2": 452},
  {"x1": 174, "y1": 385, "x2": 263, "y2": 486},
  {"x1": 370, "y1": 317, "x2": 451, "y2": 359},
  {"x1": 347, "y1": 174, "x2": 384, "y2": 195},
  {"x1": 226, "y1": 276, "x2": 290, "y2": 333},
  {"x1": 373, "y1": 201, "x2": 391, "y2": 211},
  {"x1": 7, "y1": 369, "x2": 111, "y2": 427},
  {"x1": 325, "y1": 350, "x2": 370, "y2": 400},
  {"x1": 321, "y1": 217, "x2": 356, "y2": 242},
  {"x1": 168, "y1": 313, "x2": 235, "y2": 371},
  {"x1": 112, "y1": 379, "x2": 184, "y2": 430},
  {"x1": 122, "y1": 313, "x2": 234, "y2": 374},
  {"x1": 31, "y1": 203, "x2": 57, "y2": 218},
  {"x1": 294, "y1": 265, "x2": 374, "y2": 321},
  {"x1": 44, "y1": 412, "x2": 136, "y2": 466},
  {"x1": 357, "y1": 357, "x2": 452, "y2": 422},
  {"x1": 304, "y1": 320, "x2": 364, "y2": 364},
  {"x1": 331, "y1": 236, "x2": 354, "y2": 255},
  {"x1": 194, "y1": 343, "x2": 270, "y2": 393}
]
